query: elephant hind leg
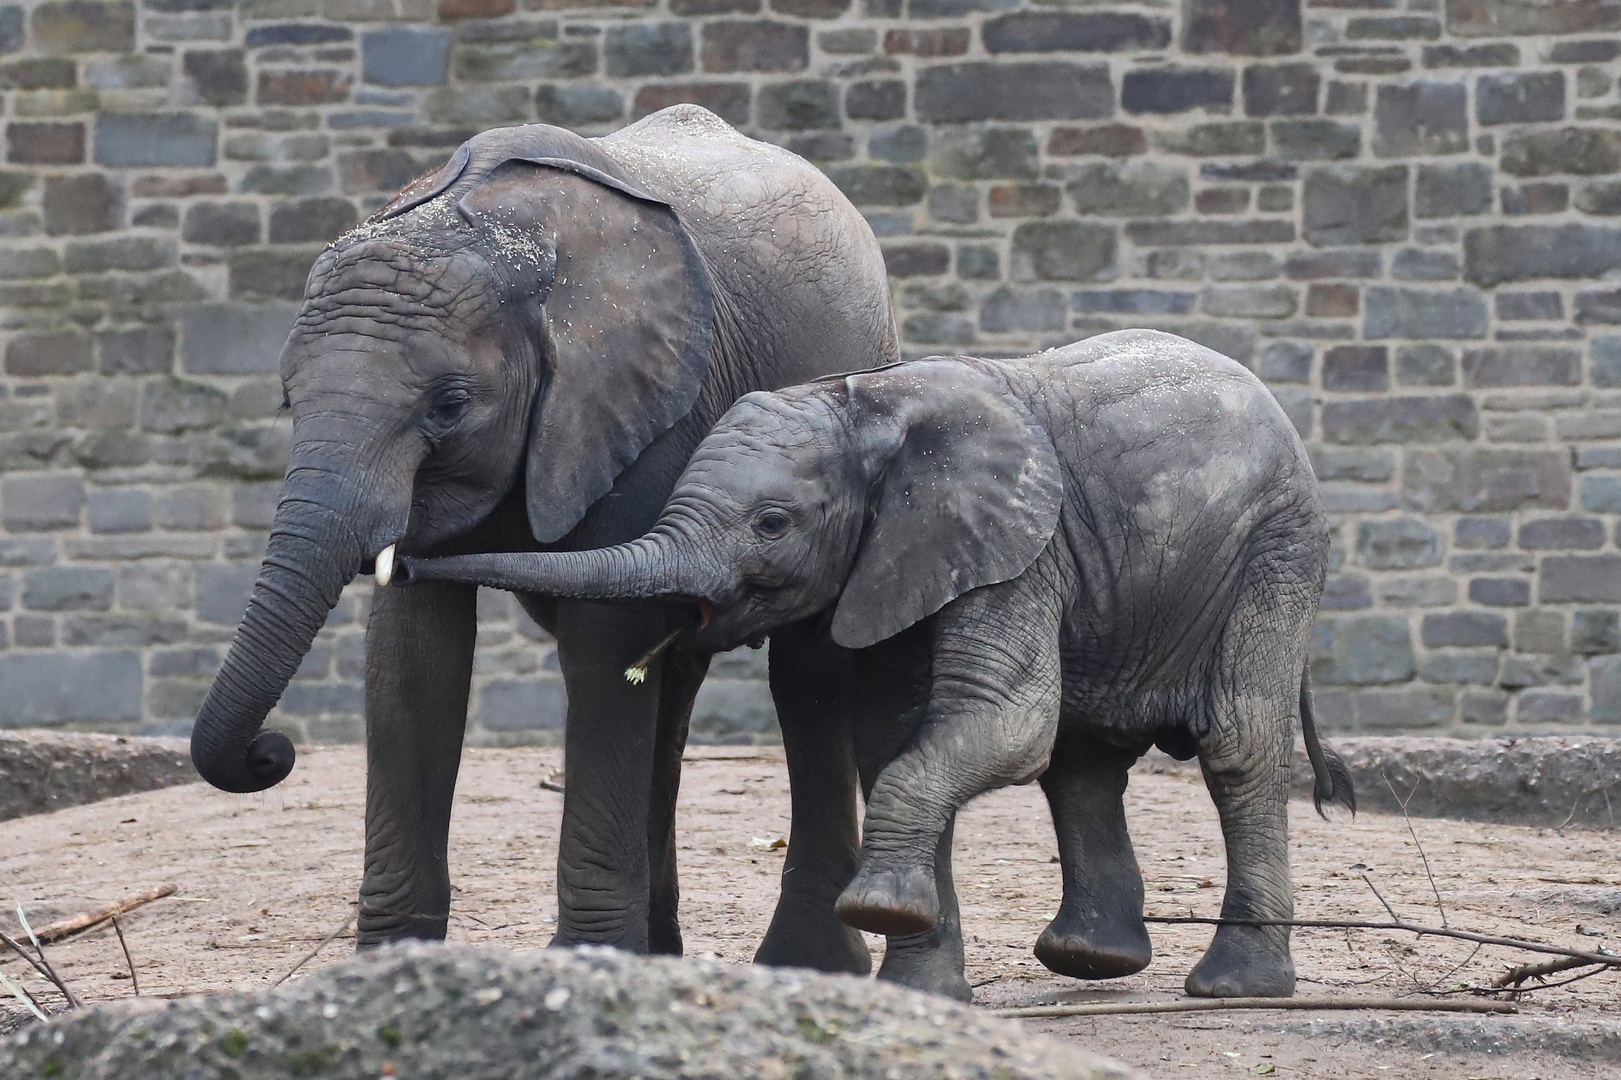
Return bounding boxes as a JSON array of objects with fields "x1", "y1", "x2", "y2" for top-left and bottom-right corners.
[
  {"x1": 1185, "y1": 663, "x2": 1301, "y2": 998},
  {"x1": 1034, "y1": 731, "x2": 1152, "y2": 980}
]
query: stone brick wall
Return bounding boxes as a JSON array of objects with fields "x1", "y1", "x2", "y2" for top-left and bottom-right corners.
[{"x1": 1, "y1": 0, "x2": 1620, "y2": 744}]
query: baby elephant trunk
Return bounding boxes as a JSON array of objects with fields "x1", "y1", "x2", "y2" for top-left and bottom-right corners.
[{"x1": 396, "y1": 534, "x2": 701, "y2": 602}]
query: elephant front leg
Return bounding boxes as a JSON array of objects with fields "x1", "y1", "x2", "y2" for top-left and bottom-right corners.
[
  {"x1": 837, "y1": 580, "x2": 1062, "y2": 937},
  {"x1": 1035, "y1": 733, "x2": 1152, "y2": 979},
  {"x1": 755, "y1": 620, "x2": 870, "y2": 975},
  {"x1": 359, "y1": 579, "x2": 477, "y2": 946},
  {"x1": 1186, "y1": 711, "x2": 1296, "y2": 998},
  {"x1": 551, "y1": 599, "x2": 672, "y2": 953},
  {"x1": 875, "y1": 818, "x2": 971, "y2": 1001}
]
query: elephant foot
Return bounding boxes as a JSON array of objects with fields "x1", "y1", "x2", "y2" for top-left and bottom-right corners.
[
  {"x1": 355, "y1": 911, "x2": 448, "y2": 950},
  {"x1": 755, "y1": 889, "x2": 872, "y2": 975},
  {"x1": 878, "y1": 925, "x2": 971, "y2": 1003},
  {"x1": 1034, "y1": 904, "x2": 1152, "y2": 980},
  {"x1": 1185, "y1": 924, "x2": 1295, "y2": 998},
  {"x1": 835, "y1": 865, "x2": 939, "y2": 937}
]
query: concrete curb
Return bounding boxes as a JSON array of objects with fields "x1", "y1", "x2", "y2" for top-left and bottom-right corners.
[
  {"x1": 1286, "y1": 736, "x2": 1621, "y2": 829},
  {"x1": 0, "y1": 730, "x2": 196, "y2": 822}
]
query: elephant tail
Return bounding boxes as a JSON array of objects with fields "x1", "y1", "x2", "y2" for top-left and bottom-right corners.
[{"x1": 1300, "y1": 665, "x2": 1356, "y2": 820}]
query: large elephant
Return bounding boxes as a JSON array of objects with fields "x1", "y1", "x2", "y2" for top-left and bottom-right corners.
[
  {"x1": 188, "y1": 106, "x2": 898, "y2": 967},
  {"x1": 399, "y1": 329, "x2": 1357, "y2": 999}
]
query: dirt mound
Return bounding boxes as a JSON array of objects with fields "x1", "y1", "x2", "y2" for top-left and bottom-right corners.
[
  {"x1": 0, "y1": 731, "x2": 195, "y2": 822},
  {"x1": 0, "y1": 943, "x2": 1137, "y2": 1080}
]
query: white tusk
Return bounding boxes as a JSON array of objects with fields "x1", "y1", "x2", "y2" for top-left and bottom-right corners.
[{"x1": 375, "y1": 544, "x2": 396, "y2": 587}]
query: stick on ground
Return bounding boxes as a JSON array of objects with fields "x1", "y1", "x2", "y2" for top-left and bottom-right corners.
[
  {"x1": 34, "y1": 884, "x2": 177, "y2": 945},
  {"x1": 994, "y1": 996, "x2": 1518, "y2": 1019},
  {"x1": 1144, "y1": 915, "x2": 1621, "y2": 971},
  {"x1": 1491, "y1": 954, "x2": 1602, "y2": 989},
  {"x1": 111, "y1": 916, "x2": 139, "y2": 996},
  {"x1": 271, "y1": 909, "x2": 355, "y2": 989}
]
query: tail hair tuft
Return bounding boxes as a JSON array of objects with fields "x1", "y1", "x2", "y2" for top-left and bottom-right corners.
[{"x1": 1312, "y1": 746, "x2": 1357, "y2": 820}]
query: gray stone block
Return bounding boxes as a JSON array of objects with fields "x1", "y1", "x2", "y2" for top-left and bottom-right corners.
[
  {"x1": 1541, "y1": 555, "x2": 1621, "y2": 603},
  {"x1": 1303, "y1": 165, "x2": 1408, "y2": 246},
  {"x1": 1374, "y1": 81, "x2": 1467, "y2": 157},
  {"x1": 691, "y1": 677, "x2": 778, "y2": 742},
  {"x1": 476, "y1": 677, "x2": 566, "y2": 730},
  {"x1": 1, "y1": 473, "x2": 84, "y2": 530},
  {"x1": 1272, "y1": 120, "x2": 1361, "y2": 161},
  {"x1": 1311, "y1": 614, "x2": 1415, "y2": 685},
  {"x1": 1064, "y1": 161, "x2": 1189, "y2": 216},
  {"x1": 757, "y1": 79, "x2": 838, "y2": 130},
  {"x1": 1243, "y1": 63, "x2": 1319, "y2": 116},
  {"x1": 928, "y1": 126, "x2": 1037, "y2": 180},
  {"x1": 362, "y1": 26, "x2": 452, "y2": 86},
  {"x1": 278, "y1": 680, "x2": 363, "y2": 716},
  {"x1": 1121, "y1": 68, "x2": 1233, "y2": 114},
  {"x1": 1500, "y1": 652, "x2": 1584, "y2": 688},
  {"x1": 1516, "y1": 689, "x2": 1583, "y2": 723},
  {"x1": 1364, "y1": 286, "x2": 1486, "y2": 339},
  {"x1": 535, "y1": 84, "x2": 623, "y2": 127},
  {"x1": 868, "y1": 124, "x2": 925, "y2": 163},
  {"x1": 1419, "y1": 648, "x2": 1499, "y2": 685},
  {"x1": 0, "y1": 650, "x2": 142, "y2": 725},
  {"x1": 1464, "y1": 224, "x2": 1621, "y2": 286},
  {"x1": 915, "y1": 62, "x2": 1114, "y2": 122},
  {"x1": 1468, "y1": 577, "x2": 1530, "y2": 606},
  {"x1": 1500, "y1": 126, "x2": 1619, "y2": 177},
  {"x1": 1422, "y1": 611, "x2": 1508, "y2": 648},
  {"x1": 984, "y1": 11, "x2": 1168, "y2": 53},
  {"x1": 180, "y1": 303, "x2": 298, "y2": 375},
  {"x1": 1461, "y1": 346, "x2": 1580, "y2": 387},
  {"x1": 1322, "y1": 344, "x2": 1387, "y2": 390},
  {"x1": 1519, "y1": 517, "x2": 1604, "y2": 550},
  {"x1": 979, "y1": 287, "x2": 1066, "y2": 332},
  {"x1": 1320, "y1": 395, "x2": 1477, "y2": 444},
  {"x1": 1010, "y1": 221, "x2": 1115, "y2": 282},
  {"x1": 22, "y1": 566, "x2": 113, "y2": 611},
  {"x1": 95, "y1": 113, "x2": 217, "y2": 168},
  {"x1": 605, "y1": 22, "x2": 692, "y2": 78},
  {"x1": 1356, "y1": 516, "x2": 1439, "y2": 569},
  {"x1": 194, "y1": 560, "x2": 259, "y2": 624},
  {"x1": 1455, "y1": 516, "x2": 1510, "y2": 550},
  {"x1": 1477, "y1": 71, "x2": 1565, "y2": 125},
  {"x1": 1404, "y1": 448, "x2": 1570, "y2": 513},
  {"x1": 1183, "y1": 0, "x2": 1300, "y2": 56},
  {"x1": 1415, "y1": 162, "x2": 1493, "y2": 218},
  {"x1": 1571, "y1": 609, "x2": 1621, "y2": 655}
]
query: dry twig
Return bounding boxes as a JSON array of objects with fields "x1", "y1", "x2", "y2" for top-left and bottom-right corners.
[
  {"x1": 994, "y1": 997, "x2": 1517, "y2": 1020},
  {"x1": 1491, "y1": 953, "x2": 1605, "y2": 989},
  {"x1": 1382, "y1": 770, "x2": 1448, "y2": 927},
  {"x1": 538, "y1": 769, "x2": 565, "y2": 794},
  {"x1": 111, "y1": 916, "x2": 139, "y2": 996},
  {"x1": 271, "y1": 908, "x2": 356, "y2": 989},
  {"x1": 1144, "y1": 915, "x2": 1621, "y2": 972},
  {"x1": 13, "y1": 910, "x2": 80, "y2": 1010},
  {"x1": 33, "y1": 884, "x2": 177, "y2": 945}
]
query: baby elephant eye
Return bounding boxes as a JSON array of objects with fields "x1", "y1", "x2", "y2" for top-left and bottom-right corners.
[
  {"x1": 753, "y1": 510, "x2": 791, "y2": 539},
  {"x1": 425, "y1": 387, "x2": 473, "y2": 428}
]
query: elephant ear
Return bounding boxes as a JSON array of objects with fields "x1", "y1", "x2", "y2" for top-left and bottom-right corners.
[
  {"x1": 457, "y1": 159, "x2": 714, "y2": 544},
  {"x1": 830, "y1": 360, "x2": 1064, "y2": 651}
]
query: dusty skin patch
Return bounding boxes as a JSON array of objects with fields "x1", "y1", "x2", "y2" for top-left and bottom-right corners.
[{"x1": 1, "y1": 746, "x2": 1617, "y2": 1077}]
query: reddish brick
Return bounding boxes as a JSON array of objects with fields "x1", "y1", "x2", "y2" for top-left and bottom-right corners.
[
  {"x1": 132, "y1": 174, "x2": 229, "y2": 198},
  {"x1": 633, "y1": 83, "x2": 751, "y2": 126},
  {"x1": 1308, "y1": 282, "x2": 1360, "y2": 317},
  {"x1": 988, "y1": 183, "x2": 1061, "y2": 218},
  {"x1": 882, "y1": 242, "x2": 950, "y2": 277},
  {"x1": 256, "y1": 70, "x2": 352, "y2": 107},
  {"x1": 5, "y1": 331, "x2": 93, "y2": 376},
  {"x1": 6, "y1": 122, "x2": 84, "y2": 165},
  {"x1": 883, "y1": 28, "x2": 970, "y2": 57},
  {"x1": 1046, "y1": 124, "x2": 1146, "y2": 156},
  {"x1": 439, "y1": 0, "x2": 514, "y2": 15},
  {"x1": 1195, "y1": 186, "x2": 1249, "y2": 213}
]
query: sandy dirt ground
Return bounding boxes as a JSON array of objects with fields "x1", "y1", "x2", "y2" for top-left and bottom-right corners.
[{"x1": 1, "y1": 744, "x2": 1618, "y2": 1078}]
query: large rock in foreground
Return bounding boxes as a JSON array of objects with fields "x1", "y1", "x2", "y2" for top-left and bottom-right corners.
[
  {"x1": 0, "y1": 730, "x2": 195, "y2": 822},
  {"x1": 0, "y1": 943, "x2": 1138, "y2": 1080}
]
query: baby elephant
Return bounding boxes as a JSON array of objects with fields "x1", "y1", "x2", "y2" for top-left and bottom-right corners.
[{"x1": 400, "y1": 329, "x2": 1354, "y2": 998}]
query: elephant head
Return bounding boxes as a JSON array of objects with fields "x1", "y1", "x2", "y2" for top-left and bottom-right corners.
[
  {"x1": 190, "y1": 126, "x2": 714, "y2": 794},
  {"x1": 396, "y1": 359, "x2": 1063, "y2": 655}
]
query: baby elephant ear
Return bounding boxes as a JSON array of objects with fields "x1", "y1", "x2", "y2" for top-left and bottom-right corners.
[
  {"x1": 830, "y1": 361, "x2": 1064, "y2": 651},
  {"x1": 459, "y1": 161, "x2": 714, "y2": 544}
]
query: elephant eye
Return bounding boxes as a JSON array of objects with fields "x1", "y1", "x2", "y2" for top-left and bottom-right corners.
[
  {"x1": 753, "y1": 510, "x2": 791, "y2": 540},
  {"x1": 423, "y1": 387, "x2": 473, "y2": 432}
]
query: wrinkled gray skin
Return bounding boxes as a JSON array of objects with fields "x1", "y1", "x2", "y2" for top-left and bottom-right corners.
[
  {"x1": 402, "y1": 330, "x2": 1357, "y2": 1000},
  {"x1": 187, "y1": 106, "x2": 899, "y2": 973}
]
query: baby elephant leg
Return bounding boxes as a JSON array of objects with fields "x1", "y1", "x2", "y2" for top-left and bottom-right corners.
[
  {"x1": 875, "y1": 818, "x2": 972, "y2": 1002},
  {"x1": 1186, "y1": 705, "x2": 1296, "y2": 998},
  {"x1": 1035, "y1": 734, "x2": 1152, "y2": 979},
  {"x1": 836, "y1": 580, "x2": 1062, "y2": 937}
]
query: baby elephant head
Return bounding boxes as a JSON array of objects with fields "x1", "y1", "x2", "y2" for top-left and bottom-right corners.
[{"x1": 400, "y1": 359, "x2": 1063, "y2": 652}]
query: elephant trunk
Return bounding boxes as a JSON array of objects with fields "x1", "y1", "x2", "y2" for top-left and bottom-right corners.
[
  {"x1": 190, "y1": 467, "x2": 381, "y2": 794},
  {"x1": 398, "y1": 532, "x2": 712, "y2": 602}
]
